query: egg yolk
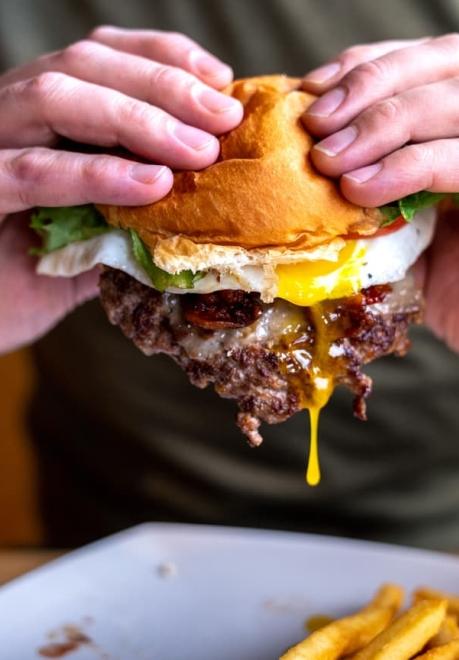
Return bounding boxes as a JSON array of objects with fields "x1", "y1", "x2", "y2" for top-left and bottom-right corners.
[
  {"x1": 276, "y1": 245, "x2": 368, "y2": 486},
  {"x1": 276, "y1": 240, "x2": 366, "y2": 306}
]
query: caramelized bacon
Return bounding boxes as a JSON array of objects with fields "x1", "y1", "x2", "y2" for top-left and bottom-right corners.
[
  {"x1": 360, "y1": 284, "x2": 392, "y2": 306},
  {"x1": 182, "y1": 290, "x2": 263, "y2": 329}
]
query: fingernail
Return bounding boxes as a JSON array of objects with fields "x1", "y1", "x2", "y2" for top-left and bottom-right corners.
[
  {"x1": 304, "y1": 62, "x2": 341, "y2": 84},
  {"x1": 191, "y1": 52, "x2": 232, "y2": 81},
  {"x1": 195, "y1": 87, "x2": 241, "y2": 113},
  {"x1": 129, "y1": 164, "x2": 169, "y2": 184},
  {"x1": 344, "y1": 162, "x2": 383, "y2": 183},
  {"x1": 172, "y1": 123, "x2": 216, "y2": 151},
  {"x1": 314, "y1": 126, "x2": 358, "y2": 156},
  {"x1": 307, "y1": 87, "x2": 346, "y2": 117}
]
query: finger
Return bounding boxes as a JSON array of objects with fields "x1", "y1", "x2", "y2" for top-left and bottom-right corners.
[
  {"x1": 422, "y1": 209, "x2": 459, "y2": 350},
  {"x1": 302, "y1": 37, "x2": 430, "y2": 93},
  {"x1": 303, "y1": 33, "x2": 459, "y2": 137},
  {"x1": 0, "y1": 73, "x2": 220, "y2": 169},
  {"x1": 73, "y1": 268, "x2": 100, "y2": 305},
  {"x1": 88, "y1": 25, "x2": 233, "y2": 88},
  {"x1": 0, "y1": 41, "x2": 242, "y2": 135},
  {"x1": 311, "y1": 79, "x2": 459, "y2": 177},
  {"x1": 0, "y1": 147, "x2": 174, "y2": 214},
  {"x1": 340, "y1": 139, "x2": 459, "y2": 207}
]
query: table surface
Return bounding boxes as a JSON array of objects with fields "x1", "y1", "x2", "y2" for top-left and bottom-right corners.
[{"x1": 0, "y1": 549, "x2": 63, "y2": 586}]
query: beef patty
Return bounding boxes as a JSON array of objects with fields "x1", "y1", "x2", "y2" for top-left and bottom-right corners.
[{"x1": 99, "y1": 268, "x2": 423, "y2": 446}]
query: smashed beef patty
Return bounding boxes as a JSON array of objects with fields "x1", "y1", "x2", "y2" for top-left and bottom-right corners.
[{"x1": 99, "y1": 268, "x2": 422, "y2": 446}]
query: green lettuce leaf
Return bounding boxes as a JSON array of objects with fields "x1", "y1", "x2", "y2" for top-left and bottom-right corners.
[
  {"x1": 30, "y1": 204, "x2": 204, "y2": 292},
  {"x1": 129, "y1": 229, "x2": 203, "y2": 292},
  {"x1": 380, "y1": 192, "x2": 449, "y2": 227},
  {"x1": 30, "y1": 205, "x2": 110, "y2": 255}
]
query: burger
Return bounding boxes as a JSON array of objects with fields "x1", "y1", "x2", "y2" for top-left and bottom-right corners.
[{"x1": 32, "y1": 75, "x2": 442, "y2": 484}]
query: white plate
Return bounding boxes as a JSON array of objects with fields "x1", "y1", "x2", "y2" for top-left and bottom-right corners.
[{"x1": 1, "y1": 524, "x2": 459, "y2": 659}]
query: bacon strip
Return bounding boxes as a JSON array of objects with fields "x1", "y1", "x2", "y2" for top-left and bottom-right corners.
[{"x1": 182, "y1": 290, "x2": 263, "y2": 329}]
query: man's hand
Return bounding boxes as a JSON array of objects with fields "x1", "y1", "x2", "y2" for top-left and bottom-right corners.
[
  {"x1": 0, "y1": 27, "x2": 243, "y2": 354},
  {"x1": 302, "y1": 35, "x2": 459, "y2": 352}
]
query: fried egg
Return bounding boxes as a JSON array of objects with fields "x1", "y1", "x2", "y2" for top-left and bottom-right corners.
[{"x1": 37, "y1": 207, "x2": 436, "y2": 305}]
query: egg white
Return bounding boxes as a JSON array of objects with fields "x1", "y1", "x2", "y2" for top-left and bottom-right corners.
[{"x1": 37, "y1": 207, "x2": 436, "y2": 304}]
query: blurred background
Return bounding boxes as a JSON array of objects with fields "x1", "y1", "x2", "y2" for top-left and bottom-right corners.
[{"x1": 0, "y1": 350, "x2": 42, "y2": 545}]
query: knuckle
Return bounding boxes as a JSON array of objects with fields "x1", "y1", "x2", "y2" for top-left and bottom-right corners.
[
  {"x1": 81, "y1": 157, "x2": 134, "y2": 197},
  {"x1": 339, "y1": 44, "x2": 371, "y2": 68},
  {"x1": 60, "y1": 39, "x2": 101, "y2": 65},
  {"x1": 366, "y1": 97, "x2": 402, "y2": 126},
  {"x1": 8, "y1": 149, "x2": 48, "y2": 195},
  {"x1": 346, "y1": 58, "x2": 392, "y2": 91},
  {"x1": 151, "y1": 65, "x2": 194, "y2": 91},
  {"x1": 23, "y1": 71, "x2": 67, "y2": 102},
  {"x1": 403, "y1": 143, "x2": 434, "y2": 187},
  {"x1": 81, "y1": 157, "x2": 113, "y2": 188},
  {"x1": 87, "y1": 24, "x2": 114, "y2": 40},
  {"x1": 120, "y1": 98, "x2": 165, "y2": 130},
  {"x1": 358, "y1": 97, "x2": 411, "y2": 147},
  {"x1": 151, "y1": 64, "x2": 187, "y2": 90},
  {"x1": 155, "y1": 30, "x2": 197, "y2": 58},
  {"x1": 163, "y1": 30, "x2": 193, "y2": 47}
]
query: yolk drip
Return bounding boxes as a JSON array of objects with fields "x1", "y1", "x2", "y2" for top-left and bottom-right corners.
[
  {"x1": 303, "y1": 303, "x2": 339, "y2": 486},
  {"x1": 276, "y1": 300, "x2": 347, "y2": 486},
  {"x1": 307, "y1": 407, "x2": 321, "y2": 486},
  {"x1": 306, "y1": 375, "x2": 333, "y2": 486},
  {"x1": 276, "y1": 240, "x2": 366, "y2": 306},
  {"x1": 276, "y1": 238, "x2": 374, "y2": 485}
]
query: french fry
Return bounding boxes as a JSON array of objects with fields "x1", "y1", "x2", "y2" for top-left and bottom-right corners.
[
  {"x1": 415, "y1": 639, "x2": 459, "y2": 659},
  {"x1": 427, "y1": 616, "x2": 459, "y2": 649},
  {"x1": 348, "y1": 599, "x2": 447, "y2": 660},
  {"x1": 305, "y1": 614, "x2": 334, "y2": 633},
  {"x1": 280, "y1": 584, "x2": 403, "y2": 660},
  {"x1": 414, "y1": 588, "x2": 459, "y2": 620},
  {"x1": 369, "y1": 584, "x2": 405, "y2": 611}
]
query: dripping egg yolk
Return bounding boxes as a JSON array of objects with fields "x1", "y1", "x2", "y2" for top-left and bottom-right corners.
[
  {"x1": 276, "y1": 240, "x2": 367, "y2": 306},
  {"x1": 275, "y1": 243, "x2": 368, "y2": 486}
]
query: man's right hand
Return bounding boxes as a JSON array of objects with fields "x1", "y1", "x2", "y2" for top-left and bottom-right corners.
[
  {"x1": 0, "y1": 26, "x2": 242, "y2": 214},
  {"x1": 0, "y1": 27, "x2": 243, "y2": 354}
]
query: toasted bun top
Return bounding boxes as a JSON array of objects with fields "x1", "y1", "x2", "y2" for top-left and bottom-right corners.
[{"x1": 100, "y1": 75, "x2": 380, "y2": 255}]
